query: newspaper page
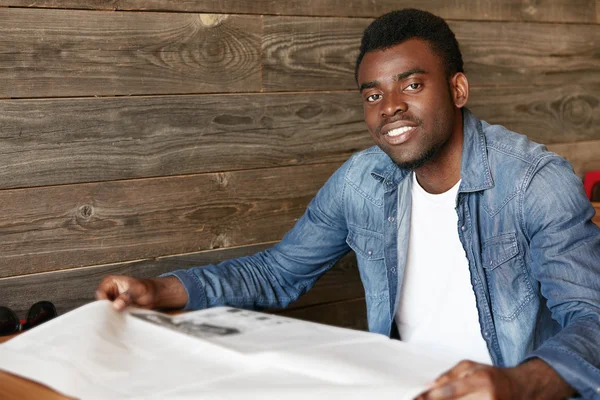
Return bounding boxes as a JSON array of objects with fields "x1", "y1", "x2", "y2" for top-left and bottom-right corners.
[{"x1": 0, "y1": 300, "x2": 454, "y2": 399}]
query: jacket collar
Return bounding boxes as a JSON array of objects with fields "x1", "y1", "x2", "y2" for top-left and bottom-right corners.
[
  {"x1": 459, "y1": 108, "x2": 494, "y2": 193},
  {"x1": 370, "y1": 108, "x2": 494, "y2": 193}
]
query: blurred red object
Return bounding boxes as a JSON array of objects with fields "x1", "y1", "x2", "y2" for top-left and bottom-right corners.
[{"x1": 583, "y1": 171, "x2": 600, "y2": 201}]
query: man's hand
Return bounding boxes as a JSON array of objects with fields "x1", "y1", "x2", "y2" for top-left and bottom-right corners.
[
  {"x1": 95, "y1": 275, "x2": 188, "y2": 311},
  {"x1": 415, "y1": 358, "x2": 575, "y2": 400}
]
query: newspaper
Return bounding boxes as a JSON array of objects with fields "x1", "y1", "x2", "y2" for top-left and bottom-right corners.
[{"x1": 0, "y1": 300, "x2": 454, "y2": 399}]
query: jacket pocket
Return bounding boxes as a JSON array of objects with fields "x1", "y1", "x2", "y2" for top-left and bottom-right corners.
[
  {"x1": 346, "y1": 227, "x2": 387, "y2": 298},
  {"x1": 482, "y1": 232, "x2": 534, "y2": 321},
  {"x1": 346, "y1": 227, "x2": 384, "y2": 260}
]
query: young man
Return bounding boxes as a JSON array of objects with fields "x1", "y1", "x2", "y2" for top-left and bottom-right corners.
[{"x1": 96, "y1": 9, "x2": 600, "y2": 399}]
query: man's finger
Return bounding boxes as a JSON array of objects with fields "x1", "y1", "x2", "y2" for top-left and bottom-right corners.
[
  {"x1": 434, "y1": 360, "x2": 481, "y2": 386},
  {"x1": 421, "y1": 367, "x2": 498, "y2": 400},
  {"x1": 96, "y1": 275, "x2": 124, "y2": 301},
  {"x1": 95, "y1": 290, "x2": 108, "y2": 300},
  {"x1": 420, "y1": 375, "x2": 479, "y2": 399},
  {"x1": 113, "y1": 291, "x2": 132, "y2": 311}
]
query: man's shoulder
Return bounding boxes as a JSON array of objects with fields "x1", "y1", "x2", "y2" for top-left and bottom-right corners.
[
  {"x1": 480, "y1": 120, "x2": 555, "y2": 166},
  {"x1": 339, "y1": 146, "x2": 394, "y2": 207},
  {"x1": 476, "y1": 119, "x2": 576, "y2": 210},
  {"x1": 345, "y1": 146, "x2": 395, "y2": 180}
]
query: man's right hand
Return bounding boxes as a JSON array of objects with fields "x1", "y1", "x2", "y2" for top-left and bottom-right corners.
[{"x1": 95, "y1": 275, "x2": 188, "y2": 311}]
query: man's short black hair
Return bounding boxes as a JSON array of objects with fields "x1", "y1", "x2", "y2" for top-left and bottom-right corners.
[{"x1": 355, "y1": 9, "x2": 464, "y2": 83}]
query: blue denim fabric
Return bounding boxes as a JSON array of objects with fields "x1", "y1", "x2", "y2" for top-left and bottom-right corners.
[{"x1": 164, "y1": 108, "x2": 600, "y2": 399}]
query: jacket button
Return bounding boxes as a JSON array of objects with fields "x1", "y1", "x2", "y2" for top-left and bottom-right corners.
[
  {"x1": 388, "y1": 216, "x2": 395, "y2": 222},
  {"x1": 461, "y1": 225, "x2": 466, "y2": 231},
  {"x1": 367, "y1": 250, "x2": 373, "y2": 256}
]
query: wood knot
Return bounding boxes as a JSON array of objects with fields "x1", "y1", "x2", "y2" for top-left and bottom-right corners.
[
  {"x1": 210, "y1": 233, "x2": 231, "y2": 250},
  {"x1": 215, "y1": 172, "x2": 230, "y2": 188},
  {"x1": 78, "y1": 205, "x2": 94, "y2": 219},
  {"x1": 522, "y1": 5, "x2": 537, "y2": 16},
  {"x1": 561, "y1": 95, "x2": 595, "y2": 127},
  {"x1": 296, "y1": 104, "x2": 323, "y2": 120},
  {"x1": 199, "y1": 14, "x2": 228, "y2": 27}
]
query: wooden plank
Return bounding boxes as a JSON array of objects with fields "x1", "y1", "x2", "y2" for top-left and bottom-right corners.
[
  {"x1": 2, "y1": 10, "x2": 597, "y2": 96},
  {"x1": 0, "y1": 243, "x2": 363, "y2": 317},
  {"x1": 262, "y1": 17, "x2": 368, "y2": 92},
  {"x1": 0, "y1": 92, "x2": 369, "y2": 190},
  {"x1": 453, "y1": 21, "x2": 600, "y2": 88},
  {"x1": 468, "y1": 83, "x2": 600, "y2": 145},
  {"x1": 0, "y1": 162, "x2": 340, "y2": 278},
  {"x1": 0, "y1": 0, "x2": 596, "y2": 23},
  {"x1": 262, "y1": 17, "x2": 366, "y2": 92},
  {"x1": 0, "y1": 86, "x2": 596, "y2": 190},
  {"x1": 275, "y1": 298, "x2": 368, "y2": 331},
  {"x1": 0, "y1": 8, "x2": 261, "y2": 98},
  {"x1": 548, "y1": 140, "x2": 600, "y2": 179},
  {"x1": 0, "y1": 370, "x2": 73, "y2": 400},
  {"x1": 262, "y1": 17, "x2": 600, "y2": 91},
  {"x1": 0, "y1": 335, "x2": 18, "y2": 344}
]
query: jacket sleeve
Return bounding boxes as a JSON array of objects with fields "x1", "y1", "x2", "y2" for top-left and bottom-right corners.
[
  {"x1": 522, "y1": 155, "x2": 600, "y2": 400},
  {"x1": 160, "y1": 158, "x2": 352, "y2": 311}
]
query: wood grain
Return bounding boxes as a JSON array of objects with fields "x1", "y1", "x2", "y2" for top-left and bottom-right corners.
[
  {"x1": 0, "y1": 163, "x2": 340, "y2": 278},
  {"x1": 0, "y1": 0, "x2": 596, "y2": 23},
  {"x1": 0, "y1": 85, "x2": 596, "y2": 190},
  {"x1": 262, "y1": 16, "x2": 368, "y2": 92},
  {"x1": 548, "y1": 140, "x2": 600, "y2": 179},
  {"x1": 262, "y1": 17, "x2": 600, "y2": 91},
  {"x1": 468, "y1": 83, "x2": 600, "y2": 145},
  {"x1": 0, "y1": 8, "x2": 261, "y2": 98},
  {"x1": 3, "y1": 10, "x2": 598, "y2": 97},
  {"x1": 276, "y1": 297, "x2": 368, "y2": 331},
  {"x1": 0, "y1": 370, "x2": 74, "y2": 400},
  {"x1": 453, "y1": 21, "x2": 600, "y2": 88},
  {"x1": 0, "y1": 92, "x2": 368, "y2": 190},
  {"x1": 0, "y1": 244, "x2": 363, "y2": 317}
]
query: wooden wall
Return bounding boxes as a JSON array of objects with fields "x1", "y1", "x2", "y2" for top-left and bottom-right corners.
[{"x1": 0, "y1": 1, "x2": 598, "y2": 331}]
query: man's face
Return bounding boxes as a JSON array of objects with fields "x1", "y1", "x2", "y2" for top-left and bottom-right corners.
[{"x1": 357, "y1": 39, "x2": 461, "y2": 170}]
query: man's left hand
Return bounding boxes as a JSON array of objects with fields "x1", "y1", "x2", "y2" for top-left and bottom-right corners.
[{"x1": 415, "y1": 358, "x2": 575, "y2": 400}]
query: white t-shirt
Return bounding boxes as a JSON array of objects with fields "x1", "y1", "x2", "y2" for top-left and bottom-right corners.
[{"x1": 395, "y1": 172, "x2": 492, "y2": 365}]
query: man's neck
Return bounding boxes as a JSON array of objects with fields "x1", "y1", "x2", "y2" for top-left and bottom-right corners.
[{"x1": 414, "y1": 109, "x2": 464, "y2": 194}]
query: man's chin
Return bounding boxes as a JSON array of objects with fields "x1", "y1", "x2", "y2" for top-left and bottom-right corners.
[
  {"x1": 393, "y1": 158, "x2": 428, "y2": 171},
  {"x1": 386, "y1": 146, "x2": 440, "y2": 171}
]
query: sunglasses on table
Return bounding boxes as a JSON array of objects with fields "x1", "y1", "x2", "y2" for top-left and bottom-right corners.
[{"x1": 0, "y1": 301, "x2": 57, "y2": 336}]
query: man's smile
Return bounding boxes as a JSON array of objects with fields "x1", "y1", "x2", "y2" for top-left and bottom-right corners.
[{"x1": 383, "y1": 125, "x2": 418, "y2": 145}]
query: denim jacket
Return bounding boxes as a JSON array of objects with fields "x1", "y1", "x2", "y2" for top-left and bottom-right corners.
[{"x1": 165, "y1": 108, "x2": 600, "y2": 399}]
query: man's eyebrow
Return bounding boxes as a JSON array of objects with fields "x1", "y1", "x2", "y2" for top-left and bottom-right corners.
[
  {"x1": 359, "y1": 80, "x2": 378, "y2": 92},
  {"x1": 394, "y1": 68, "x2": 426, "y2": 81},
  {"x1": 359, "y1": 68, "x2": 427, "y2": 92}
]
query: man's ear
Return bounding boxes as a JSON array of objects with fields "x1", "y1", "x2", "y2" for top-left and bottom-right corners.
[{"x1": 450, "y1": 72, "x2": 469, "y2": 108}]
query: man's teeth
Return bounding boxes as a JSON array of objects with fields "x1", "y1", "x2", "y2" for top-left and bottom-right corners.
[{"x1": 386, "y1": 126, "x2": 413, "y2": 137}]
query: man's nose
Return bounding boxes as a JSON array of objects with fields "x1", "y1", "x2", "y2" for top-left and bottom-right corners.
[{"x1": 380, "y1": 92, "x2": 407, "y2": 118}]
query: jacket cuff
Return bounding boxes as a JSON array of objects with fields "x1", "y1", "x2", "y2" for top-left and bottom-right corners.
[
  {"x1": 525, "y1": 346, "x2": 600, "y2": 400},
  {"x1": 158, "y1": 269, "x2": 207, "y2": 311}
]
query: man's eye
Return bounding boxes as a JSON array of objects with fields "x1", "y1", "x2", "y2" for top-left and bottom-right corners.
[
  {"x1": 406, "y1": 83, "x2": 421, "y2": 91},
  {"x1": 366, "y1": 94, "x2": 381, "y2": 102}
]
